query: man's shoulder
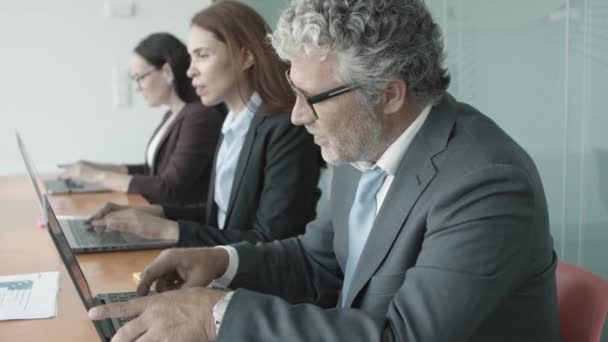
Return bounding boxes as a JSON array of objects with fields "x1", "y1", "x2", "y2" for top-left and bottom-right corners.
[{"x1": 436, "y1": 97, "x2": 537, "y2": 177}]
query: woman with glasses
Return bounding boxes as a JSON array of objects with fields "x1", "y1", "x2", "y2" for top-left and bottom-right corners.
[
  {"x1": 58, "y1": 33, "x2": 225, "y2": 205},
  {"x1": 87, "y1": 2, "x2": 322, "y2": 247}
]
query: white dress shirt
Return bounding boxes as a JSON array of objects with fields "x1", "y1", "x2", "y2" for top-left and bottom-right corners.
[{"x1": 211, "y1": 103, "x2": 434, "y2": 332}]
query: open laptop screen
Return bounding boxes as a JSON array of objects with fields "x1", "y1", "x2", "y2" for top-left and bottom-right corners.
[
  {"x1": 16, "y1": 132, "x2": 46, "y2": 218},
  {"x1": 45, "y1": 196, "x2": 95, "y2": 310}
]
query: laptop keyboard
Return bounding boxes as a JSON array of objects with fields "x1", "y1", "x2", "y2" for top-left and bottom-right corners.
[
  {"x1": 107, "y1": 292, "x2": 136, "y2": 302},
  {"x1": 67, "y1": 220, "x2": 129, "y2": 246}
]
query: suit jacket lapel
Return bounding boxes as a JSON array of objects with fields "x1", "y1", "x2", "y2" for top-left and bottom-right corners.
[
  {"x1": 151, "y1": 110, "x2": 185, "y2": 174},
  {"x1": 343, "y1": 94, "x2": 458, "y2": 307},
  {"x1": 222, "y1": 114, "x2": 264, "y2": 227},
  {"x1": 206, "y1": 134, "x2": 224, "y2": 226},
  {"x1": 144, "y1": 111, "x2": 169, "y2": 174}
]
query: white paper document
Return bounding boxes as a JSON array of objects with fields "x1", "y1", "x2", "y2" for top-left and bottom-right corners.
[{"x1": 0, "y1": 272, "x2": 60, "y2": 320}]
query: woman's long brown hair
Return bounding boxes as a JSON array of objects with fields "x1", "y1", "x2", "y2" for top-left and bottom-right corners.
[{"x1": 191, "y1": 1, "x2": 295, "y2": 115}]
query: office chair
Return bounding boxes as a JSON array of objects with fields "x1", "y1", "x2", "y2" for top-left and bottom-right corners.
[{"x1": 556, "y1": 262, "x2": 608, "y2": 342}]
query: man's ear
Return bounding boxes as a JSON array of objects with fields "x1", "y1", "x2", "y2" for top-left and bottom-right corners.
[
  {"x1": 161, "y1": 63, "x2": 174, "y2": 84},
  {"x1": 381, "y1": 79, "x2": 407, "y2": 115},
  {"x1": 240, "y1": 48, "x2": 255, "y2": 71}
]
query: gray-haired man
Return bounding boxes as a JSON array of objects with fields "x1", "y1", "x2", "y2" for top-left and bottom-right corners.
[{"x1": 90, "y1": 0, "x2": 561, "y2": 341}]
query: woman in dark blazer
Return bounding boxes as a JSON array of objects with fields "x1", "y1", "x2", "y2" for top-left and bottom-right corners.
[
  {"x1": 59, "y1": 33, "x2": 224, "y2": 205},
  {"x1": 88, "y1": 2, "x2": 322, "y2": 246}
]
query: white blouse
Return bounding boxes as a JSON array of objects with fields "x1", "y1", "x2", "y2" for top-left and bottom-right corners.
[{"x1": 146, "y1": 112, "x2": 179, "y2": 169}]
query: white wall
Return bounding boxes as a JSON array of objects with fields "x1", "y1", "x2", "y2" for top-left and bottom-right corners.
[
  {"x1": 0, "y1": 0, "x2": 212, "y2": 175},
  {"x1": 237, "y1": 0, "x2": 291, "y2": 29}
]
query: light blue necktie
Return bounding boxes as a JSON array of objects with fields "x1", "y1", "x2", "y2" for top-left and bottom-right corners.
[{"x1": 341, "y1": 167, "x2": 387, "y2": 307}]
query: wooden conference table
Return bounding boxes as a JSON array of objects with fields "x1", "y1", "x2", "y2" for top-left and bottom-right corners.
[{"x1": 0, "y1": 175, "x2": 161, "y2": 340}]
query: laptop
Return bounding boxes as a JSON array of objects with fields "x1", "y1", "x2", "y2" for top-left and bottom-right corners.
[
  {"x1": 44, "y1": 196, "x2": 138, "y2": 341},
  {"x1": 17, "y1": 131, "x2": 175, "y2": 253},
  {"x1": 15, "y1": 132, "x2": 109, "y2": 194}
]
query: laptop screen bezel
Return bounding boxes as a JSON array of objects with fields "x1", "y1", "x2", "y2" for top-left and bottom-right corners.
[
  {"x1": 44, "y1": 196, "x2": 96, "y2": 310},
  {"x1": 44, "y1": 196, "x2": 115, "y2": 341},
  {"x1": 16, "y1": 132, "x2": 47, "y2": 220}
]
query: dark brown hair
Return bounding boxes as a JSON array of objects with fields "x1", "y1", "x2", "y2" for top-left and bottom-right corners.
[
  {"x1": 191, "y1": 1, "x2": 295, "y2": 115},
  {"x1": 135, "y1": 32, "x2": 198, "y2": 103}
]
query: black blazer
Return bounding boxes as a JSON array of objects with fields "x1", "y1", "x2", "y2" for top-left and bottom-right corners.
[
  {"x1": 163, "y1": 111, "x2": 322, "y2": 246},
  {"x1": 127, "y1": 102, "x2": 224, "y2": 205}
]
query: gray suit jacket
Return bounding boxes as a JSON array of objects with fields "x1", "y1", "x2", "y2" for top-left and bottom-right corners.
[{"x1": 219, "y1": 93, "x2": 561, "y2": 342}]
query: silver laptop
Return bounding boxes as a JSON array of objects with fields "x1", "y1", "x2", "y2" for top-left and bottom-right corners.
[
  {"x1": 15, "y1": 132, "x2": 109, "y2": 194},
  {"x1": 17, "y1": 131, "x2": 175, "y2": 253},
  {"x1": 44, "y1": 196, "x2": 138, "y2": 341}
]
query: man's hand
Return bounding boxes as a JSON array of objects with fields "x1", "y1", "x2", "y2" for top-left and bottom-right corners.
[
  {"x1": 137, "y1": 247, "x2": 230, "y2": 295},
  {"x1": 88, "y1": 208, "x2": 178, "y2": 241},
  {"x1": 89, "y1": 287, "x2": 227, "y2": 342}
]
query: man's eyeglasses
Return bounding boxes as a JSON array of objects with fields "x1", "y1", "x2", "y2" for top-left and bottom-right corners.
[
  {"x1": 285, "y1": 69, "x2": 359, "y2": 118},
  {"x1": 131, "y1": 69, "x2": 157, "y2": 87}
]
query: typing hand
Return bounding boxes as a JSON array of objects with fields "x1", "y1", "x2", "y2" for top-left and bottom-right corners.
[
  {"x1": 86, "y1": 203, "x2": 165, "y2": 233},
  {"x1": 137, "y1": 247, "x2": 229, "y2": 295},
  {"x1": 57, "y1": 160, "x2": 102, "y2": 184},
  {"x1": 86, "y1": 202, "x2": 129, "y2": 233},
  {"x1": 89, "y1": 287, "x2": 226, "y2": 342},
  {"x1": 88, "y1": 208, "x2": 178, "y2": 241}
]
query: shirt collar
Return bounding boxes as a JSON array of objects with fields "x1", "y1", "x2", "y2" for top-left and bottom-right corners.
[
  {"x1": 352, "y1": 102, "x2": 433, "y2": 175},
  {"x1": 221, "y1": 92, "x2": 262, "y2": 136}
]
